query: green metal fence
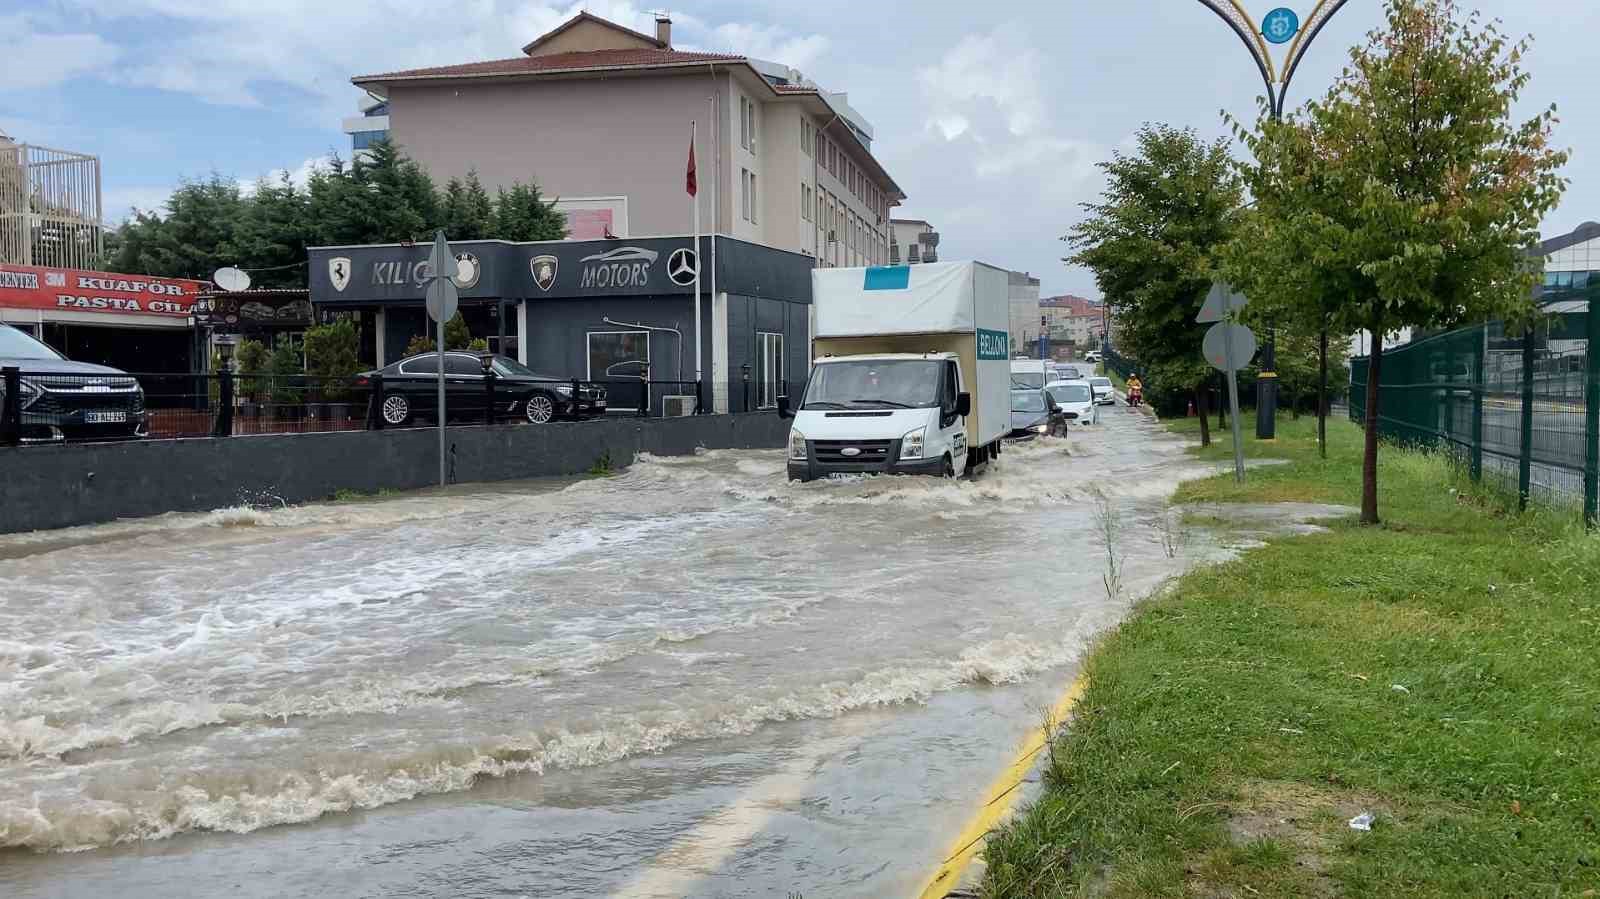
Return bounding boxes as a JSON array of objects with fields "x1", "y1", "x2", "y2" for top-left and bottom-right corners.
[{"x1": 1350, "y1": 305, "x2": 1599, "y2": 526}]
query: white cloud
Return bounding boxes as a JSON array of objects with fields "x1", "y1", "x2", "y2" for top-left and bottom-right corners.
[
  {"x1": 0, "y1": 14, "x2": 120, "y2": 91},
  {"x1": 42, "y1": 1, "x2": 829, "y2": 127},
  {"x1": 240, "y1": 155, "x2": 334, "y2": 195},
  {"x1": 104, "y1": 184, "x2": 174, "y2": 222},
  {"x1": 917, "y1": 24, "x2": 1046, "y2": 138}
]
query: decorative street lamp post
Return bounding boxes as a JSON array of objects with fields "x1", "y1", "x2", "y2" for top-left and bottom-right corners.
[{"x1": 1193, "y1": 0, "x2": 1350, "y2": 439}]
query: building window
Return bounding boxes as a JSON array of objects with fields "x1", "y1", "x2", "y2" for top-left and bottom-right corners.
[
  {"x1": 739, "y1": 97, "x2": 749, "y2": 150},
  {"x1": 756, "y1": 331, "x2": 784, "y2": 409},
  {"x1": 749, "y1": 172, "x2": 758, "y2": 224},
  {"x1": 746, "y1": 100, "x2": 757, "y2": 155},
  {"x1": 802, "y1": 120, "x2": 812, "y2": 156},
  {"x1": 587, "y1": 330, "x2": 650, "y2": 411},
  {"x1": 741, "y1": 168, "x2": 751, "y2": 221},
  {"x1": 352, "y1": 130, "x2": 388, "y2": 150}
]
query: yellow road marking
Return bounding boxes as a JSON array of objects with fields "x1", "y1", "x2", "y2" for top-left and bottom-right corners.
[{"x1": 914, "y1": 672, "x2": 1089, "y2": 899}]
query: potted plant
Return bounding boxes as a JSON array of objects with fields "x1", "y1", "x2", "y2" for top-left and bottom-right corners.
[
  {"x1": 234, "y1": 338, "x2": 269, "y2": 419},
  {"x1": 266, "y1": 342, "x2": 304, "y2": 422},
  {"x1": 303, "y1": 318, "x2": 361, "y2": 422}
]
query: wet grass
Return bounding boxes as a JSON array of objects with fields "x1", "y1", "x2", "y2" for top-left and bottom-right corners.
[{"x1": 980, "y1": 415, "x2": 1600, "y2": 898}]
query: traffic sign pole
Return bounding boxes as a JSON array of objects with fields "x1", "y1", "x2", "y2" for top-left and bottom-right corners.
[
  {"x1": 424, "y1": 231, "x2": 460, "y2": 489},
  {"x1": 1221, "y1": 288, "x2": 1245, "y2": 483}
]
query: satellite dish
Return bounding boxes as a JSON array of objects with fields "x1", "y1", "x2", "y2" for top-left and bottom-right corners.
[{"x1": 212, "y1": 266, "x2": 252, "y2": 292}]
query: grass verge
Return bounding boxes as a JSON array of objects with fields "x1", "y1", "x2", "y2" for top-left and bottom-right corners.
[{"x1": 980, "y1": 415, "x2": 1600, "y2": 898}]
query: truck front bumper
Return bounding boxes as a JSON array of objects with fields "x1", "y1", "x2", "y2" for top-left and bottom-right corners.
[{"x1": 787, "y1": 438, "x2": 947, "y2": 481}]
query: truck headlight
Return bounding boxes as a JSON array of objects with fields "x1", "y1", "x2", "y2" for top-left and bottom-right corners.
[
  {"x1": 1031, "y1": 424, "x2": 1049, "y2": 434},
  {"x1": 900, "y1": 426, "x2": 925, "y2": 459},
  {"x1": 788, "y1": 429, "x2": 807, "y2": 460}
]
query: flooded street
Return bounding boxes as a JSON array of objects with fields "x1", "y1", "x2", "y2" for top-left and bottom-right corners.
[{"x1": 4, "y1": 407, "x2": 1241, "y2": 897}]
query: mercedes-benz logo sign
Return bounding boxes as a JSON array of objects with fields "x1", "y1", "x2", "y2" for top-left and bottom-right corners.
[{"x1": 667, "y1": 248, "x2": 699, "y2": 287}]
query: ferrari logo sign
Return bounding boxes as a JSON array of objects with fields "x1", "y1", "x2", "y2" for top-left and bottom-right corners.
[
  {"x1": 328, "y1": 257, "x2": 352, "y2": 292},
  {"x1": 530, "y1": 255, "x2": 558, "y2": 292}
]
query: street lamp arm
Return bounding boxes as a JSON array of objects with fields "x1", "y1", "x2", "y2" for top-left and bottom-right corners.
[
  {"x1": 1279, "y1": 0, "x2": 1352, "y2": 112},
  {"x1": 1194, "y1": 0, "x2": 1279, "y2": 110}
]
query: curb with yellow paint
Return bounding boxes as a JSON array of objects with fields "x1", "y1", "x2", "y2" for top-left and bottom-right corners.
[{"x1": 915, "y1": 672, "x2": 1090, "y2": 899}]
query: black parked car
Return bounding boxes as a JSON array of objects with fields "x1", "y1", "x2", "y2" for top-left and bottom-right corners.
[
  {"x1": 0, "y1": 323, "x2": 147, "y2": 442},
  {"x1": 357, "y1": 351, "x2": 607, "y2": 426}
]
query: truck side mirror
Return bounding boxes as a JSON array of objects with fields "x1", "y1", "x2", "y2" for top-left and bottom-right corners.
[
  {"x1": 955, "y1": 392, "x2": 971, "y2": 417},
  {"x1": 777, "y1": 395, "x2": 793, "y2": 419}
]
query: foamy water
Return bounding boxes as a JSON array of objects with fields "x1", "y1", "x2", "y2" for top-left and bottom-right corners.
[{"x1": 0, "y1": 408, "x2": 1279, "y2": 896}]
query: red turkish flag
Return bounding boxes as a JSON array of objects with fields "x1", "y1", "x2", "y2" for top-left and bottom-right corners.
[{"x1": 686, "y1": 135, "x2": 698, "y2": 198}]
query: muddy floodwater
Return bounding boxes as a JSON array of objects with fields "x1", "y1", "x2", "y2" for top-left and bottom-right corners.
[{"x1": 1, "y1": 408, "x2": 1326, "y2": 898}]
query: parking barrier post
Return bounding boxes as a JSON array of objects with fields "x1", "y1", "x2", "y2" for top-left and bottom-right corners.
[
  {"x1": 484, "y1": 369, "x2": 496, "y2": 427},
  {"x1": 1, "y1": 366, "x2": 19, "y2": 446},
  {"x1": 368, "y1": 373, "x2": 385, "y2": 431},
  {"x1": 212, "y1": 370, "x2": 234, "y2": 438}
]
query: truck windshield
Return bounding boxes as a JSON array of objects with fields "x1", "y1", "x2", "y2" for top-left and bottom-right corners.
[
  {"x1": 802, "y1": 360, "x2": 942, "y2": 409},
  {"x1": 1011, "y1": 371, "x2": 1045, "y2": 389}
]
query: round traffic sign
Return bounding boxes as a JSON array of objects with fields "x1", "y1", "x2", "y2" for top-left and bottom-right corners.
[
  {"x1": 425, "y1": 277, "x2": 459, "y2": 323},
  {"x1": 1202, "y1": 322, "x2": 1258, "y2": 372},
  {"x1": 1262, "y1": 7, "x2": 1299, "y2": 44}
]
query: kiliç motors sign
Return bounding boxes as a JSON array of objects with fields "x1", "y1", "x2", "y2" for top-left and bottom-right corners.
[{"x1": 0, "y1": 265, "x2": 204, "y2": 318}]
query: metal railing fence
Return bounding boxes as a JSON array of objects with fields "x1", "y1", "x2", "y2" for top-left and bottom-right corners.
[{"x1": 1350, "y1": 311, "x2": 1598, "y2": 526}]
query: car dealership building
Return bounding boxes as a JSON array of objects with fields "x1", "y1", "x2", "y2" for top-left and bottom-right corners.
[{"x1": 308, "y1": 234, "x2": 812, "y2": 414}]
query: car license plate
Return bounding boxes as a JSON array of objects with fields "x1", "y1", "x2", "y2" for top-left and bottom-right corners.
[
  {"x1": 594, "y1": 400, "x2": 606, "y2": 409},
  {"x1": 85, "y1": 411, "x2": 127, "y2": 424}
]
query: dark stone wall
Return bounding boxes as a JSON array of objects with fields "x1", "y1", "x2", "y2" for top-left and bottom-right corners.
[{"x1": 0, "y1": 413, "x2": 788, "y2": 534}]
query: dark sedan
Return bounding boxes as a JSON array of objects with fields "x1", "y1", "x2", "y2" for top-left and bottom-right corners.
[
  {"x1": 0, "y1": 324, "x2": 147, "y2": 442},
  {"x1": 357, "y1": 352, "x2": 607, "y2": 426}
]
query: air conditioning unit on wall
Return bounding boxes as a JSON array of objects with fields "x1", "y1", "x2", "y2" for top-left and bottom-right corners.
[{"x1": 662, "y1": 395, "x2": 696, "y2": 417}]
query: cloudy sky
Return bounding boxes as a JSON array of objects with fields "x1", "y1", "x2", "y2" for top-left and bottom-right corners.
[{"x1": 2, "y1": 0, "x2": 1595, "y2": 298}]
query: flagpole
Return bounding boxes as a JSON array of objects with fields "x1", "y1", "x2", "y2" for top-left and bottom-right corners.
[
  {"x1": 692, "y1": 119, "x2": 703, "y2": 412},
  {"x1": 708, "y1": 93, "x2": 719, "y2": 412}
]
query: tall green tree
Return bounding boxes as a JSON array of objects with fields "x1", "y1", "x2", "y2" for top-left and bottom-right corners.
[
  {"x1": 1231, "y1": 0, "x2": 1567, "y2": 524},
  {"x1": 493, "y1": 181, "x2": 568, "y2": 241},
  {"x1": 110, "y1": 174, "x2": 246, "y2": 279},
  {"x1": 1067, "y1": 124, "x2": 1242, "y2": 446},
  {"x1": 235, "y1": 173, "x2": 311, "y2": 288},
  {"x1": 441, "y1": 170, "x2": 495, "y2": 240}
]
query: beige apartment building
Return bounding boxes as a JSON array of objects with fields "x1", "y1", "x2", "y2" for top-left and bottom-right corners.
[
  {"x1": 889, "y1": 218, "x2": 940, "y2": 265},
  {"x1": 351, "y1": 12, "x2": 904, "y2": 266},
  {"x1": 1040, "y1": 294, "x2": 1104, "y2": 347}
]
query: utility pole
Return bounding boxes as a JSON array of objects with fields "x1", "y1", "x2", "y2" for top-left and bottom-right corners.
[{"x1": 1192, "y1": 0, "x2": 1350, "y2": 439}]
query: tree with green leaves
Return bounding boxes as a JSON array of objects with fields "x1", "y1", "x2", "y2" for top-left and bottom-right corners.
[
  {"x1": 441, "y1": 170, "x2": 495, "y2": 241},
  {"x1": 1066, "y1": 124, "x2": 1242, "y2": 447},
  {"x1": 302, "y1": 318, "x2": 361, "y2": 400},
  {"x1": 493, "y1": 181, "x2": 568, "y2": 242},
  {"x1": 235, "y1": 173, "x2": 310, "y2": 288},
  {"x1": 1230, "y1": 0, "x2": 1566, "y2": 524},
  {"x1": 110, "y1": 174, "x2": 246, "y2": 279},
  {"x1": 402, "y1": 312, "x2": 474, "y2": 356}
]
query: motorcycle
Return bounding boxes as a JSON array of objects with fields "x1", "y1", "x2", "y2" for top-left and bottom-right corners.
[{"x1": 1127, "y1": 384, "x2": 1144, "y2": 407}]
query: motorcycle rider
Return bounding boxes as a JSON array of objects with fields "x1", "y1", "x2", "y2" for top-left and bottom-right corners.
[{"x1": 1126, "y1": 373, "x2": 1144, "y2": 406}]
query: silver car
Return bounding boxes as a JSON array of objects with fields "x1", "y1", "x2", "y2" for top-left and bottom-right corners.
[{"x1": 1089, "y1": 376, "x2": 1115, "y2": 405}]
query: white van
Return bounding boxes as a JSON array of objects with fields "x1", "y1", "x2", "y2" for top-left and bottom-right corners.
[{"x1": 1009, "y1": 358, "x2": 1052, "y2": 391}]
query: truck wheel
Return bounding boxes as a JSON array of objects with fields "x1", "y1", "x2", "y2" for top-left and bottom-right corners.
[{"x1": 941, "y1": 454, "x2": 955, "y2": 478}]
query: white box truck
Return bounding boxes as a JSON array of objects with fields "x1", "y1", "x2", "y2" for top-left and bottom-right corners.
[{"x1": 780, "y1": 261, "x2": 1012, "y2": 481}]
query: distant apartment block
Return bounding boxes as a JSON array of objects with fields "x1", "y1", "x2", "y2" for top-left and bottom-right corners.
[
  {"x1": 889, "y1": 218, "x2": 939, "y2": 265},
  {"x1": 345, "y1": 11, "x2": 904, "y2": 261},
  {"x1": 1040, "y1": 294, "x2": 1105, "y2": 346}
]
